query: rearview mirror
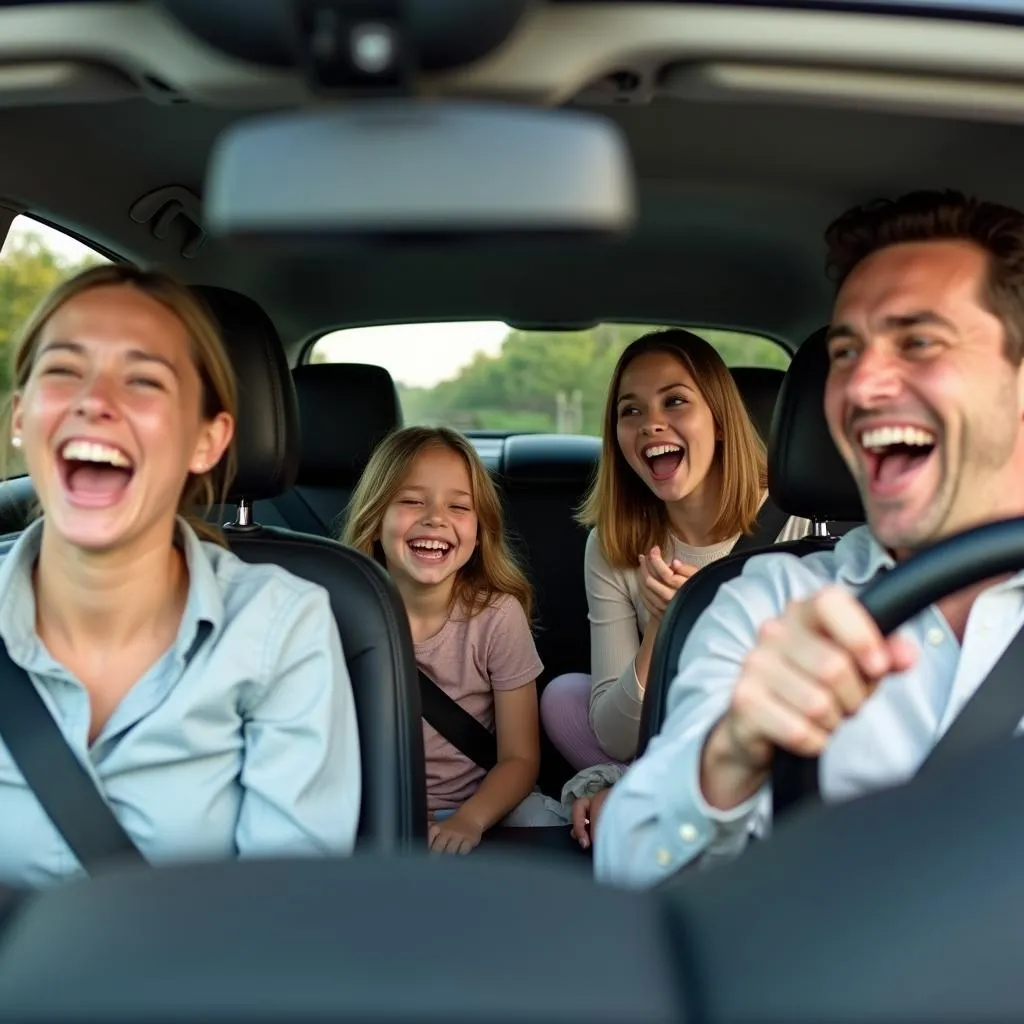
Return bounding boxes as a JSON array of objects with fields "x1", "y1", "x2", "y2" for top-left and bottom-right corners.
[{"x1": 204, "y1": 102, "x2": 635, "y2": 242}]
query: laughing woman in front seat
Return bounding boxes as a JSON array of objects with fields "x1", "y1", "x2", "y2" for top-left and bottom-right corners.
[
  {"x1": 0, "y1": 265, "x2": 360, "y2": 888},
  {"x1": 542, "y1": 330, "x2": 810, "y2": 800}
]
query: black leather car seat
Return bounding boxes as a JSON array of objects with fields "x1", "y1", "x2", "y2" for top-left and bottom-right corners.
[
  {"x1": 193, "y1": 287, "x2": 426, "y2": 850},
  {"x1": 266, "y1": 362, "x2": 402, "y2": 537},
  {"x1": 637, "y1": 328, "x2": 865, "y2": 752},
  {"x1": 730, "y1": 365, "x2": 785, "y2": 442}
]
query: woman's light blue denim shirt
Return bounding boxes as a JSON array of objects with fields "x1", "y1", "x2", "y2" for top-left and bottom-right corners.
[{"x1": 0, "y1": 518, "x2": 361, "y2": 887}]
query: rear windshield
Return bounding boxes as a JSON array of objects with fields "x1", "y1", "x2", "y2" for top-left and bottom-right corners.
[{"x1": 308, "y1": 322, "x2": 789, "y2": 436}]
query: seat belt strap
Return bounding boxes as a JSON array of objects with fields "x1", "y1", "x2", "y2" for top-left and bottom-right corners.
[
  {"x1": 774, "y1": 619, "x2": 1024, "y2": 818},
  {"x1": 417, "y1": 668, "x2": 498, "y2": 771},
  {"x1": 731, "y1": 495, "x2": 789, "y2": 556},
  {"x1": 0, "y1": 638, "x2": 145, "y2": 872},
  {"x1": 919, "y1": 622, "x2": 1024, "y2": 771}
]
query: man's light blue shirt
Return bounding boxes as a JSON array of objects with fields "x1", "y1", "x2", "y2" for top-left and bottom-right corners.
[
  {"x1": 0, "y1": 518, "x2": 361, "y2": 888},
  {"x1": 595, "y1": 525, "x2": 1024, "y2": 889}
]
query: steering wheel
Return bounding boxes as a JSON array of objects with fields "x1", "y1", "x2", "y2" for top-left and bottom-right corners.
[{"x1": 772, "y1": 515, "x2": 1024, "y2": 816}]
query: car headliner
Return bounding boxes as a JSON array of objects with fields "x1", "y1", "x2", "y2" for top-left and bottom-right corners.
[{"x1": 2, "y1": 2, "x2": 1024, "y2": 358}]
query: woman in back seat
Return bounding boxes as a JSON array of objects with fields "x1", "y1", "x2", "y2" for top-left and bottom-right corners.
[
  {"x1": 0, "y1": 265, "x2": 360, "y2": 888},
  {"x1": 542, "y1": 330, "x2": 809, "y2": 788}
]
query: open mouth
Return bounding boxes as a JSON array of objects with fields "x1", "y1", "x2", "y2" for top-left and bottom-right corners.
[
  {"x1": 859, "y1": 425, "x2": 937, "y2": 496},
  {"x1": 407, "y1": 537, "x2": 453, "y2": 563},
  {"x1": 642, "y1": 442, "x2": 685, "y2": 482},
  {"x1": 57, "y1": 439, "x2": 135, "y2": 508}
]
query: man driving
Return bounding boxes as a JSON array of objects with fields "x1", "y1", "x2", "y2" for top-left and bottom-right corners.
[{"x1": 595, "y1": 190, "x2": 1024, "y2": 888}]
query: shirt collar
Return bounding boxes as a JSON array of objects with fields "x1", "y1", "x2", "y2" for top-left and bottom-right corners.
[
  {"x1": 0, "y1": 516, "x2": 224, "y2": 666},
  {"x1": 175, "y1": 517, "x2": 226, "y2": 657},
  {"x1": 0, "y1": 520, "x2": 44, "y2": 663},
  {"x1": 834, "y1": 526, "x2": 897, "y2": 588},
  {"x1": 834, "y1": 523, "x2": 1024, "y2": 593}
]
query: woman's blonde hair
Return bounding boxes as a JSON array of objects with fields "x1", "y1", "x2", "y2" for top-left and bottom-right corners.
[
  {"x1": 579, "y1": 329, "x2": 767, "y2": 569},
  {"x1": 2, "y1": 264, "x2": 238, "y2": 544},
  {"x1": 343, "y1": 426, "x2": 533, "y2": 621}
]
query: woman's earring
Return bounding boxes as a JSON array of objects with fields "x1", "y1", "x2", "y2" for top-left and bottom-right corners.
[{"x1": 11, "y1": 436, "x2": 21, "y2": 449}]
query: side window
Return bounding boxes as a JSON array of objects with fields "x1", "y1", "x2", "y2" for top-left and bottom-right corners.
[
  {"x1": 0, "y1": 215, "x2": 111, "y2": 473},
  {"x1": 308, "y1": 321, "x2": 790, "y2": 436}
]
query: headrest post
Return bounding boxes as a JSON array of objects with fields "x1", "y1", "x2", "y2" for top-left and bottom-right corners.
[{"x1": 224, "y1": 497, "x2": 260, "y2": 535}]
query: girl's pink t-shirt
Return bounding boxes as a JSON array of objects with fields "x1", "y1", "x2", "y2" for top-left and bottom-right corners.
[{"x1": 415, "y1": 593, "x2": 543, "y2": 812}]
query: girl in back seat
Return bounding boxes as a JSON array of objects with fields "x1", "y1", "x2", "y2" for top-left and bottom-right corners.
[
  {"x1": 0, "y1": 265, "x2": 360, "y2": 888},
  {"x1": 542, "y1": 330, "x2": 810, "y2": 826},
  {"x1": 344, "y1": 426, "x2": 565, "y2": 855}
]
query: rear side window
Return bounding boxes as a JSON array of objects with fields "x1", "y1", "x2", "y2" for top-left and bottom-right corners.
[
  {"x1": 308, "y1": 322, "x2": 789, "y2": 435},
  {"x1": 0, "y1": 215, "x2": 111, "y2": 472}
]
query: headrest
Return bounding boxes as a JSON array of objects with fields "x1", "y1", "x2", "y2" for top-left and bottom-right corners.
[
  {"x1": 768, "y1": 328, "x2": 863, "y2": 522},
  {"x1": 191, "y1": 285, "x2": 299, "y2": 502},
  {"x1": 291, "y1": 363, "x2": 401, "y2": 487},
  {"x1": 502, "y1": 434, "x2": 601, "y2": 484},
  {"x1": 730, "y1": 366, "x2": 785, "y2": 443}
]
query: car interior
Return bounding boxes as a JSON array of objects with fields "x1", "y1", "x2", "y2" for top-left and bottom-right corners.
[{"x1": 0, "y1": 0, "x2": 1023, "y2": 1018}]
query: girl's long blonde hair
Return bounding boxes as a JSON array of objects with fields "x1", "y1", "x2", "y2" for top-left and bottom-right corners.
[
  {"x1": 343, "y1": 426, "x2": 533, "y2": 621},
  {"x1": 3, "y1": 264, "x2": 238, "y2": 544},
  {"x1": 579, "y1": 329, "x2": 767, "y2": 569}
]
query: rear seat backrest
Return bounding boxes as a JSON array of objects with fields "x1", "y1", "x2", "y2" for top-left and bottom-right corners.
[
  {"x1": 499, "y1": 434, "x2": 602, "y2": 687},
  {"x1": 497, "y1": 433, "x2": 599, "y2": 795},
  {"x1": 730, "y1": 366, "x2": 785, "y2": 442},
  {"x1": 268, "y1": 363, "x2": 401, "y2": 536}
]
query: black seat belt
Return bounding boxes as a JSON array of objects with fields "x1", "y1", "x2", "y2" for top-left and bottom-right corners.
[
  {"x1": 0, "y1": 639, "x2": 145, "y2": 872},
  {"x1": 774, "y1": 620, "x2": 1024, "y2": 818},
  {"x1": 417, "y1": 671, "x2": 581, "y2": 845},
  {"x1": 417, "y1": 668, "x2": 498, "y2": 771},
  {"x1": 918, "y1": 623, "x2": 1024, "y2": 770},
  {"x1": 731, "y1": 495, "x2": 789, "y2": 556}
]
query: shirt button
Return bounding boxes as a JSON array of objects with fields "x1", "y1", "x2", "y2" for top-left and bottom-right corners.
[
  {"x1": 655, "y1": 848, "x2": 672, "y2": 867},
  {"x1": 926, "y1": 627, "x2": 944, "y2": 646},
  {"x1": 679, "y1": 823, "x2": 699, "y2": 843}
]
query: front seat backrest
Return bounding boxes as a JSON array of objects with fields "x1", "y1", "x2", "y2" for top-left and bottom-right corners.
[
  {"x1": 266, "y1": 362, "x2": 402, "y2": 536},
  {"x1": 637, "y1": 328, "x2": 864, "y2": 753},
  {"x1": 193, "y1": 286, "x2": 426, "y2": 851}
]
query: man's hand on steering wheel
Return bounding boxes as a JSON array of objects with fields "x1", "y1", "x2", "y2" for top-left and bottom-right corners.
[{"x1": 700, "y1": 584, "x2": 918, "y2": 811}]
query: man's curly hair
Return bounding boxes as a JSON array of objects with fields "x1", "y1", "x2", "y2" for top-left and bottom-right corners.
[{"x1": 824, "y1": 189, "x2": 1024, "y2": 364}]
